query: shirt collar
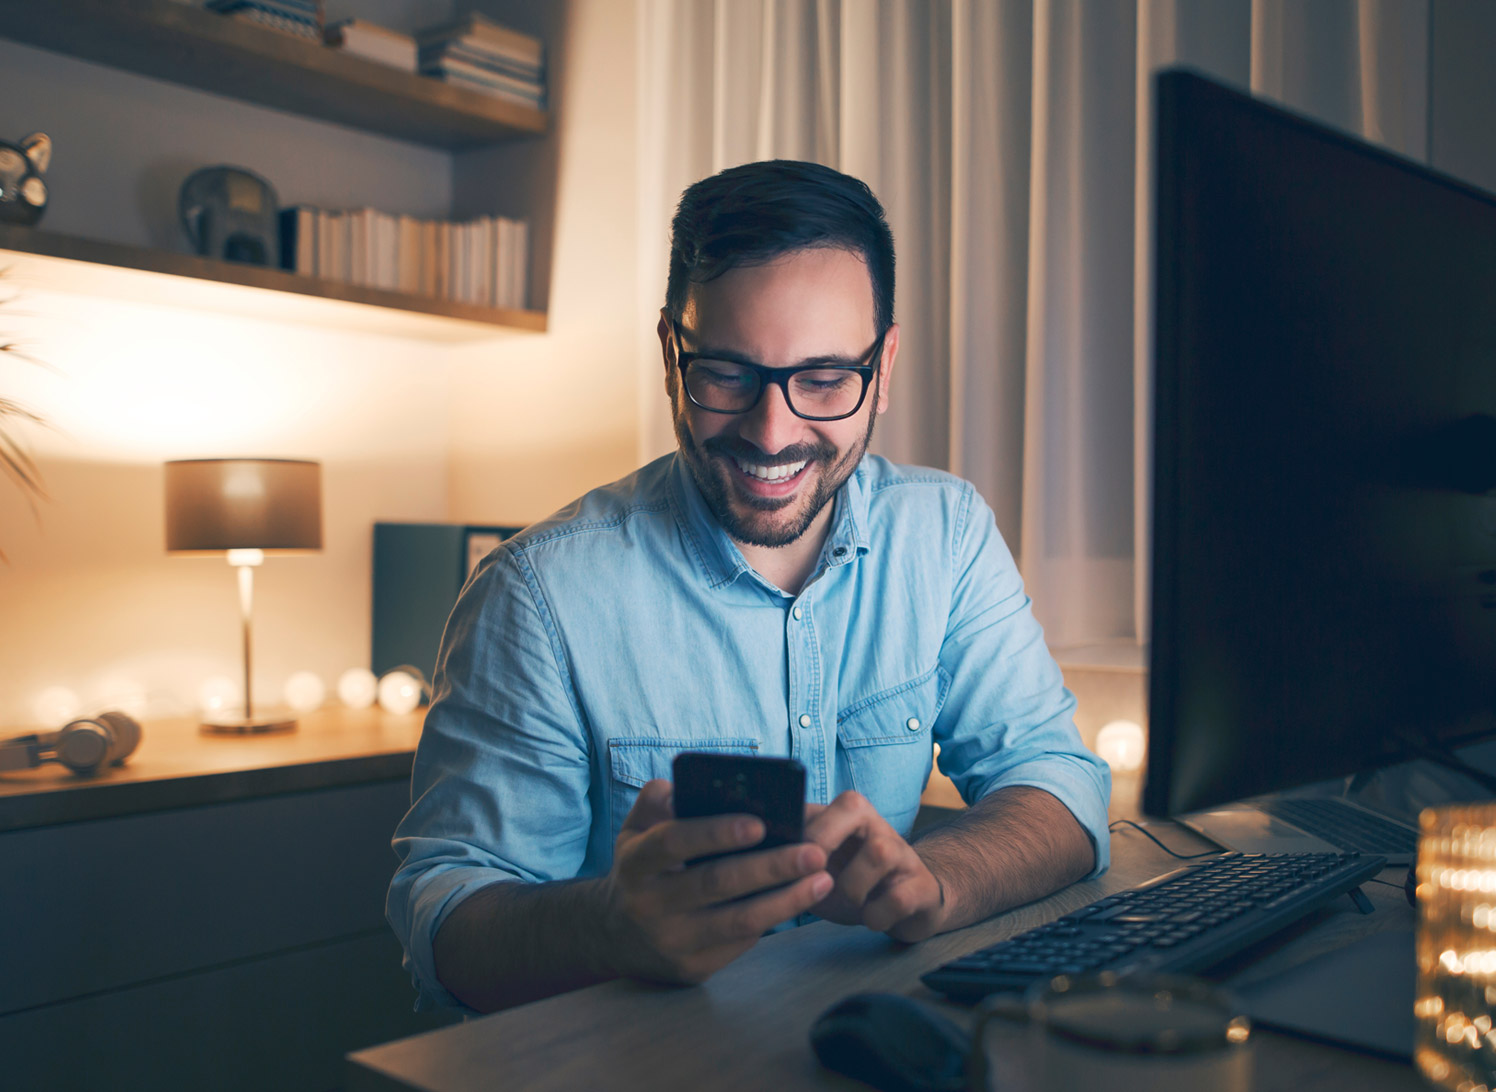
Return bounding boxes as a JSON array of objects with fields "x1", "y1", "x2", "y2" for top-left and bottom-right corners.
[{"x1": 667, "y1": 453, "x2": 872, "y2": 591}]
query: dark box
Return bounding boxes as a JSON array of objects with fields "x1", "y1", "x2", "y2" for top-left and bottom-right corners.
[{"x1": 371, "y1": 521, "x2": 521, "y2": 684}]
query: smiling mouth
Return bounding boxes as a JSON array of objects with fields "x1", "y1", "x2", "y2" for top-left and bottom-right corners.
[{"x1": 731, "y1": 456, "x2": 808, "y2": 483}]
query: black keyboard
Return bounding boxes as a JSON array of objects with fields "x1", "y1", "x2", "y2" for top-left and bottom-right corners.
[
  {"x1": 922, "y1": 852, "x2": 1386, "y2": 1002},
  {"x1": 1256, "y1": 797, "x2": 1418, "y2": 858}
]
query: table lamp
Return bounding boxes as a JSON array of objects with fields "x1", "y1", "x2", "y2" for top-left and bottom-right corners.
[{"x1": 165, "y1": 458, "x2": 322, "y2": 733}]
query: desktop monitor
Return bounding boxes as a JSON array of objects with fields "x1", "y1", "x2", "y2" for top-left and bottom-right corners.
[{"x1": 1143, "y1": 70, "x2": 1496, "y2": 819}]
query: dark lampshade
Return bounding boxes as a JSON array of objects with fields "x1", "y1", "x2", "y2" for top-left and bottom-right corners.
[{"x1": 164, "y1": 459, "x2": 323, "y2": 553}]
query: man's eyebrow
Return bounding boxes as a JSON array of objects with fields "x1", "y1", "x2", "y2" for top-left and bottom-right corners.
[{"x1": 682, "y1": 337, "x2": 872, "y2": 369}]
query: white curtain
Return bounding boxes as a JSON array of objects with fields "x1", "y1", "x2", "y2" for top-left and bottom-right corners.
[{"x1": 635, "y1": 0, "x2": 1431, "y2": 650}]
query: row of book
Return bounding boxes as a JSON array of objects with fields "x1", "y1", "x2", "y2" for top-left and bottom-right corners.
[
  {"x1": 200, "y1": 3, "x2": 546, "y2": 111},
  {"x1": 278, "y1": 207, "x2": 529, "y2": 312},
  {"x1": 418, "y1": 14, "x2": 546, "y2": 109}
]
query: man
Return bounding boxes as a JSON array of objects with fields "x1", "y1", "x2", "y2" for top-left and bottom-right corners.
[{"x1": 388, "y1": 160, "x2": 1110, "y2": 1014}]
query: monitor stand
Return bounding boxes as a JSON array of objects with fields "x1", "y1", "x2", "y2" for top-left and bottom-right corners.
[
  {"x1": 1177, "y1": 802, "x2": 1342, "y2": 856},
  {"x1": 1176, "y1": 748, "x2": 1496, "y2": 863}
]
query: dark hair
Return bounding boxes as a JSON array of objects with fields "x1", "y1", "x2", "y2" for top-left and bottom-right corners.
[{"x1": 664, "y1": 160, "x2": 895, "y2": 333}]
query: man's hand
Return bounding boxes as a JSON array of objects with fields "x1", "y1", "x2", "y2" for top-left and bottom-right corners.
[
  {"x1": 803, "y1": 791, "x2": 948, "y2": 942},
  {"x1": 600, "y1": 779, "x2": 832, "y2": 985}
]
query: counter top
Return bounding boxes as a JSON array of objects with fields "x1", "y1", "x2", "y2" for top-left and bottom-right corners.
[{"x1": 0, "y1": 705, "x2": 424, "y2": 832}]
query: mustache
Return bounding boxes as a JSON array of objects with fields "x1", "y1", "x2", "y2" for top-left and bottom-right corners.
[{"x1": 702, "y1": 437, "x2": 835, "y2": 465}]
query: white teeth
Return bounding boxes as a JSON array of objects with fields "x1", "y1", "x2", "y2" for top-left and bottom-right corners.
[{"x1": 733, "y1": 458, "x2": 807, "y2": 482}]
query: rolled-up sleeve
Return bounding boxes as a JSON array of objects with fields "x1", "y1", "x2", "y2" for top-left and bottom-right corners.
[
  {"x1": 386, "y1": 545, "x2": 594, "y2": 1010},
  {"x1": 933, "y1": 488, "x2": 1112, "y2": 877}
]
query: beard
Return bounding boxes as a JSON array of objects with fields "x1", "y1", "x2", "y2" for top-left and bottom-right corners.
[{"x1": 672, "y1": 382, "x2": 880, "y2": 549}]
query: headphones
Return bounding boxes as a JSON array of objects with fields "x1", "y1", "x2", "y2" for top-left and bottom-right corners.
[{"x1": 0, "y1": 711, "x2": 142, "y2": 776}]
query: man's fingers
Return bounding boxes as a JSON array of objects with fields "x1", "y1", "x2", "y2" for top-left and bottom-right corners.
[
  {"x1": 689, "y1": 870, "x2": 833, "y2": 947},
  {"x1": 802, "y1": 790, "x2": 876, "y2": 856},
  {"x1": 863, "y1": 871, "x2": 937, "y2": 936},
  {"x1": 655, "y1": 842, "x2": 828, "y2": 910},
  {"x1": 620, "y1": 812, "x2": 767, "y2": 878},
  {"x1": 828, "y1": 830, "x2": 907, "y2": 907}
]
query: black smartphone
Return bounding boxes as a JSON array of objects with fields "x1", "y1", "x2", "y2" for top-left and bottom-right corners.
[{"x1": 672, "y1": 752, "x2": 807, "y2": 859}]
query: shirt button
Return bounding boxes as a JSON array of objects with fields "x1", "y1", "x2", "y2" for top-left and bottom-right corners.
[
  {"x1": 906, "y1": 717, "x2": 921, "y2": 732},
  {"x1": 833, "y1": 546, "x2": 847, "y2": 557},
  {"x1": 792, "y1": 606, "x2": 802, "y2": 621},
  {"x1": 799, "y1": 714, "x2": 812, "y2": 728}
]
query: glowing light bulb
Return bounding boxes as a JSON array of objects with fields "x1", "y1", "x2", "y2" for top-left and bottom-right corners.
[
  {"x1": 377, "y1": 670, "x2": 423, "y2": 715},
  {"x1": 198, "y1": 675, "x2": 241, "y2": 716},
  {"x1": 32, "y1": 686, "x2": 82, "y2": 726},
  {"x1": 283, "y1": 671, "x2": 326, "y2": 713},
  {"x1": 337, "y1": 668, "x2": 378, "y2": 709},
  {"x1": 1095, "y1": 720, "x2": 1146, "y2": 772}
]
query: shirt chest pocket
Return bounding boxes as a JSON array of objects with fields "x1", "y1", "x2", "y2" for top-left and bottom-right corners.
[
  {"x1": 606, "y1": 737, "x2": 761, "y2": 848},
  {"x1": 835, "y1": 668, "x2": 951, "y2": 836}
]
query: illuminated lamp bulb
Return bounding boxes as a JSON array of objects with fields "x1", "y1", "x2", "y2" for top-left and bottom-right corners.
[
  {"x1": 198, "y1": 675, "x2": 241, "y2": 716},
  {"x1": 337, "y1": 667, "x2": 378, "y2": 710},
  {"x1": 377, "y1": 670, "x2": 424, "y2": 715},
  {"x1": 1095, "y1": 720, "x2": 1146, "y2": 772},
  {"x1": 283, "y1": 671, "x2": 327, "y2": 714},
  {"x1": 32, "y1": 686, "x2": 82, "y2": 726}
]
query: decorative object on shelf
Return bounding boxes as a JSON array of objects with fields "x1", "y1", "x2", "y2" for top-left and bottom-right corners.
[
  {"x1": 336, "y1": 667, "x2": 378, "y2": 709},
  {"x1": 282, "y1": 670, "x2": 326, "y2": 713},
  {"x1": 416, "y1": 12, "x2": 545, "y2": 109},
  {"x1": 0, "y1": 711, "x2": 142, "y2": 777},
  {"x1": 179, "y1": 165, "x2": 280, "y2": 266},
  {"x1": 205, "y1": 0, "x2": 323, "y2": 42},
  {"x1": 325, "y1": 18, "x2": 416, "y2": 72},
  {"x1": 1415, "y1": 802, "x2": 1496, "y2": 1091},
  {"x1": 0, "y1": 132, "x2": 50, "y2": 227},
  {"x1": 376, "y1": 667, "x2": 428, "y2": 716},
  {"x1": 165, "y1": 458, "x2": 323, "y2": 734}
]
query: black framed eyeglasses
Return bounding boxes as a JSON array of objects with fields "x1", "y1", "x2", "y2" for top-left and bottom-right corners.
[{"x1": 672, "y1": 319, "x2": 885, "y2": 422}]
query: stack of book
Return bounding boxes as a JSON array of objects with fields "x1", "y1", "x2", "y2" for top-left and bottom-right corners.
[
  {"x1": 204, "y1": 0, "x2": 322, "y2": 42},
  {"x1": 325, "y1": 18, "x2": 417, "y2": 72},
  {"x1": 416, "y1": 13, "x2": 544, "y2": 110},
  {"x1": 279, "y1": 207, "x2": 529, "y2": 312}
]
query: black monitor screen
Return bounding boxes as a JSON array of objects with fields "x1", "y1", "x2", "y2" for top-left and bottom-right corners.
[{"x1": 1143, "y1": 70, "x2": 1496, "y2": 818}]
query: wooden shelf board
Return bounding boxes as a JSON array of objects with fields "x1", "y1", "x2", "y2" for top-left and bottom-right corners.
[
  {"x1": 0, "y1": 0, "x2": 547, "y2": 149},
  {"x1": 0, "y1": 226, "x2": 547, "y2": 342}
]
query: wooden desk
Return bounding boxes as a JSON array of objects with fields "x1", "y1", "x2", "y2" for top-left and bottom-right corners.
[
  {"x1": 0, "y1": 704, "x2": 425, "y2": 832},
  {"x1": 346, "y1": 820, "x2": 1420, "y2": 1092}
]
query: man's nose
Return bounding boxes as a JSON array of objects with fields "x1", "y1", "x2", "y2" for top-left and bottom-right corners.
[{"x1": 736, "y1": 380, "x2": 802, "y2": 456}]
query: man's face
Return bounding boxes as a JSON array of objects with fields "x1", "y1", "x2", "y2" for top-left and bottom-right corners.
[{"x1": 660, "y1": 247, "x2": 897, "y2": 549}]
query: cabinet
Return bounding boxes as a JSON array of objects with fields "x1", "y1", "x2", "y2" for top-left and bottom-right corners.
[
  {"x1": 0, "y1": 779, "x2": 460, "y2": 1092},
  {"x1": 0, "y1": 708, "x2": 456, "y2": 1090},
  {"x1": 0, "y1": 0, "x2": 553, "y2": 338}
]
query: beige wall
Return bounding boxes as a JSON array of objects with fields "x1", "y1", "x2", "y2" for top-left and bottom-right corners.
[
  {"x1": 445, "y1": 0, "x2": 642, "y2": 525},
  {"x1": 0, "y1": 296, "x2": 454, "y2": 728},
  {"x1": 0, "y1": 0, "x2": 643, "y2": 730}
]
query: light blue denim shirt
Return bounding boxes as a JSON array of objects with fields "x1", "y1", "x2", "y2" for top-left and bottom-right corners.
[{"x1": 388, "y1": 453, "x2": 1111, "y2": 1010}]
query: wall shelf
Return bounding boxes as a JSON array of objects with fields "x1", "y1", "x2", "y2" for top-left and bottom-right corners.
[
  {"x1": 0, "y1": 0, "x2": 547, "y2": 149},
  {"x1": 0, "y1": 226, "x2": 548, "y2": 342}
]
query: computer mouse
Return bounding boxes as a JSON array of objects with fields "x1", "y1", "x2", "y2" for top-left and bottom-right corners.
[{"x1": 809, "y1": 991, "x2": 970, "y2": 1092}]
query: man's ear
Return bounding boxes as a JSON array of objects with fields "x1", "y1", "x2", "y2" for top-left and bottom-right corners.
[
  {"x1": 875, "y1": 323, "x2": 899, "y2": 414},
  {"x1": 658, "y1": 309, "x2": 677, "y2": 397}
]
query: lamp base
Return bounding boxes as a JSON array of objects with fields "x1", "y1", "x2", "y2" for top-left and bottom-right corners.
[{"x1": 199, "y1": 713, "x2": 297, "y2": 735}]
